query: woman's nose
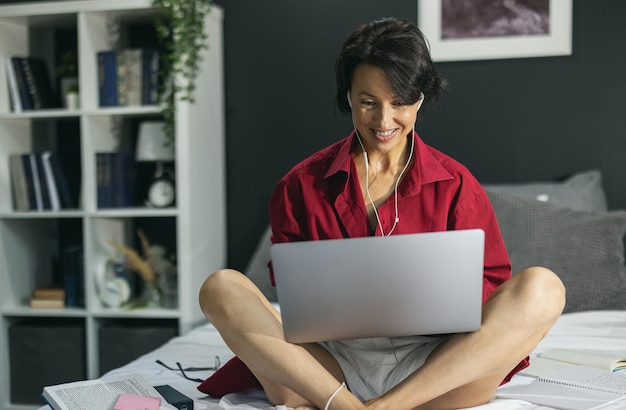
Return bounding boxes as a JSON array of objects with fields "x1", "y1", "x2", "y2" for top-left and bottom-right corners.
[{"x1": 373, "y1": 105, "x2": 392, "y2": 127}]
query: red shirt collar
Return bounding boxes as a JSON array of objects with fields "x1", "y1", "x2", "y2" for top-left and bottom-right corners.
[{"x1": 324, "y1": 130, "x2": 454, "y2": 195}]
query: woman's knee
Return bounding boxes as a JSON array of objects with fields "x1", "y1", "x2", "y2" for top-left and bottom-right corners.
[
  {"x1": 199, "y1": 269, "x2": 245, "y2": 313},
  {"x1": 515, "y1": 266, "x2": 566, "y2": 317}
]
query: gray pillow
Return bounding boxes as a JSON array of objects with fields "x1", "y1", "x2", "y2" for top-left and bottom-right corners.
[
  {"x1": 483, "y1": 170, "x2": 608, "y2": 212},
  {"x1": 487, "y1": 190, "x2": 626, "y2": 313},
  {"x1": 244, "y1": 225, "x2": 277, "y2": 302}
]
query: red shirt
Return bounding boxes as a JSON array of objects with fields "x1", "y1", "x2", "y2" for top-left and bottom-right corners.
[
  {"x1": 268, "y1": 131, "x2": 528, "y2": 381},
  {"x1": 269, "y1": 131, "x2": 511, "y2": 301}
]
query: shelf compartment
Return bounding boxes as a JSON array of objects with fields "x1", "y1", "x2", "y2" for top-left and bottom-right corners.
[
  {"x1": 8, "y1": 316, "x2": 86, "y2": 404},
  {"x1": 97, "y1": 317, "x2": 177, "y2": 376},
  {"x1": 87, "y1": 215, "x2": 178, "y2": 312},
  {"x1": 0, "y1": 217, "x2": 83, "y2": 310}
]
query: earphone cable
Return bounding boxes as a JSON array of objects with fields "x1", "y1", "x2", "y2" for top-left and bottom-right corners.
[{"x1": 355, "y1": 129, "x2": 414, "y2": 236}]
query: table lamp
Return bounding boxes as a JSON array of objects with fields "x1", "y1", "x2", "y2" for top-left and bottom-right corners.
[{"x1": 135, "y1": 121, "x2": 175, "y2": 207}]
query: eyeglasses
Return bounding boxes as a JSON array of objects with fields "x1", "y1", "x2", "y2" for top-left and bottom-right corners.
[{"x1": 156, "y1": 356, "x2": 221, "y2": 383}]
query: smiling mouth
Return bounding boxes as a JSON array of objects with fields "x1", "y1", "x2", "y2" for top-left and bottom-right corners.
[{"x1": 373, "y1": 129, "x2": 397, "y2": 140}]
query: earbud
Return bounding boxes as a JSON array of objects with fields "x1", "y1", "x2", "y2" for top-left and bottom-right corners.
[
  {"x1": 416, "y1": 92, "x2": 425, "y2": 112},
  {"x1": 347, "y1": 91, "x2": 352, "y2": 108}
]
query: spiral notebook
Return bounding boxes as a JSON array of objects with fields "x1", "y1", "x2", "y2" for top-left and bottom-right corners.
[{"x1": 497, "y1": 358, "x2": 626, "y2": 410}]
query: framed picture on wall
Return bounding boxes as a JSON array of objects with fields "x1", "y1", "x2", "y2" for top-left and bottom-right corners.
[{"x1": 418, "y1": 0, "x2": 572, "y2": 62}]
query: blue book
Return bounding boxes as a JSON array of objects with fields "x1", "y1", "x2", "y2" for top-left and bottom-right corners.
[
  {"x1": 141, "y1": 49, "x2": 159, "y2": 105},
  {"x1": 97, "y1": 50, "x2": 118, "y2": 107},
  {"x1": 112, "y1": 151, "x2": 136, "y2": 207},
  {"x1": 96, "y1": 152, "x2": 115, "y2": 208}
]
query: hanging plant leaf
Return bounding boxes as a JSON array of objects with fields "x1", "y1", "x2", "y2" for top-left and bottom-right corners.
[{"x1": 152, "y1": 0, "x2": 212, "y2": 144}]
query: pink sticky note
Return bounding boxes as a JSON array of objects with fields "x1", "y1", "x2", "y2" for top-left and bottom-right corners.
[{"x1": 114, "y1": 393, "x2": 161, "y2": 410}]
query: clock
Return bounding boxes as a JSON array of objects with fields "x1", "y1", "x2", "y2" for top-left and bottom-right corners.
[{"x1": 147, "y1": 170, "x2": 175, "y2": 208}]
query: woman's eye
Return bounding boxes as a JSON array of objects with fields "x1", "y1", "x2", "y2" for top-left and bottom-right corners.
[{"x1": 360, "y1": 100, "x2": 375, "y2": 107}]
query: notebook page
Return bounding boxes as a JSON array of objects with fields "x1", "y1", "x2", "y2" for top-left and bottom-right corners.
[{"x1": 539, "y1": 365, "x2": 626, "y2": 395}]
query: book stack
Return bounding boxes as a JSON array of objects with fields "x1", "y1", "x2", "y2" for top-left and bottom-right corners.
[
  {"x1": 96, "y1": 151, "x2": 137, "y2": 208},
  {"x1": 4, "y1": 56, "x2": 57, "y2": 112},
  {"x1": 29, "y1": 288, "x2": 65, "y2": 309},
  {"x1": 97, "y1": 48, "x2": 159, "y2": 107},
  {"x1": 9, "y1": 151, "x2": 79, "y2": 212}
]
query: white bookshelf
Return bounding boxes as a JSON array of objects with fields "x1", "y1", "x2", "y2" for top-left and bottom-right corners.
[{"x1": 0, "y1": 1, "x2": 225, "y2": 409}]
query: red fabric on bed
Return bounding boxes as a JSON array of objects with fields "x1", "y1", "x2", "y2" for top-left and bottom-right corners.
[{"x1": 197, "y1": 356, "x2": 261, "y2": 397}]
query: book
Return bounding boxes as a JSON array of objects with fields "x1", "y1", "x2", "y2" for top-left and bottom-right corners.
[
  {"x1": 19, "y1": 57, "x2": 56, "y2": 109},
  {"x1": 116, "y1": 50, "x2": 128, "y2": 106},
  {"x1": 11, "y1": 57, "x2": 33, "y2": 110},
  {"x1": 539, "y1": 349, "x2": 626, "y2": 373},
  {"x1": 113, "y1": 151, "x2": 137, "y2": 207},
  {"x1": 48, "y1": 151, "x2": 78, "y2": 209},
  {"x1": 5, "y1": 57, "x2": 22, "y2": 112},
  {"x1": 98, "y1": 50, "x2": 118, "y2": 107},
  {"x1": 97, "y1": 152, "x2": 115, "y2": 208},
  {"x1": 142, "y1": 49, "x2": 159, "y2": 105},
  {"x1": 35, "y1": 152, "x2": 52, "y2": 210},
  {"x1": 41, "y1": 373, "x2": 175, "y2": 410},
  {"x1": 123, "y1": 49, "x2": 142, "y2": 106},
  {"x1": 9, "y1": 154, "x2": 30, "y2": 211},
  {"x1": 497, "y1": 357, "x2": 626, "y2": 410},
  {"x1": 27, "y1": 153, "x2": 44, "y2": 211},
  {"x1": 41, "y1": 151, "x2": 61, "y2": 211},
  {"x1": 32, "y1": 287, "x2": 65, "y2": 299},
  {"x1": 497, "y1": 381, "x2": 625, "y2": 410},
  {"x1": 30, "y1": 287, "x2": 65, "y2": 309},
  {"x1": 21, "y1": 154, "x2": 36, "y2": 210},
  {"x1": 97, "y1": 151, "x2": 137, "y2": 208},
  {"x1": 29, "y1": 298, "x2": 64, "y2": 309}
]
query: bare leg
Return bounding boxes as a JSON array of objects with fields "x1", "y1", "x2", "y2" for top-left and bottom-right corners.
[
  {"x1": 199, "y1": 269, "x2": 366, "y2": 409},
  {"x1": 364, "y1": 266, "x2": 566, "y2": 410}
]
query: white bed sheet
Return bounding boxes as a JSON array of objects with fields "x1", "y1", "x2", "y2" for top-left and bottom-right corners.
[{"x1": 43, "y1": 310, "x2": 626, "y2": 410}]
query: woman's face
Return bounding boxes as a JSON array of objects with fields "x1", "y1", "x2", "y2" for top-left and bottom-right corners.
[{"x1": 348, "y1": 64, "x2": 422, "y2": 155}]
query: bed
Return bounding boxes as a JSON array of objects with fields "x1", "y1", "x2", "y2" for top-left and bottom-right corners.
[{"x1": 48, "y1": 170, "x2": 626, "y2": 409}]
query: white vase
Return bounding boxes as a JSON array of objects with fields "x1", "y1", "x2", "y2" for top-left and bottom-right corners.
[{"x1": 65, "y1": 92, "x2": 79, "y2": 110}]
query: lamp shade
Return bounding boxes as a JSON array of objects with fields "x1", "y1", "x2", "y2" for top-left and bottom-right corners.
[{"x1": 135, "y1": 121, "x2": 175, "y2": 162}]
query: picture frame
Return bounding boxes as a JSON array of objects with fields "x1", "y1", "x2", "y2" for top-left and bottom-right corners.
[{"x1": 418, "y1": 0, "x2": 572, "y2": 62}]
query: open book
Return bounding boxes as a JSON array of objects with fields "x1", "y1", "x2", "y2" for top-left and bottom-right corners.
[
  {"x1": 41, "y1": 373, "x2": 176, "y2": 410},
  {"x1": 497, "y1": 357, "x2": 626, "y2": 410},
  {"x1": 539, "y1": 349, "x2": 626, "y2": 372}
]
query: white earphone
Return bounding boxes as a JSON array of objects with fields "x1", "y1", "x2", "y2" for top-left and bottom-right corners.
[{"x1": 347, "y1": 89, "x2": 419, "y2": 236}]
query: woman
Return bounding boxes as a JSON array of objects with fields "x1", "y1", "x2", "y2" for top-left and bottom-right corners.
[{"x1": 200, "y1": 17, "x2": 565, "y2": 410}]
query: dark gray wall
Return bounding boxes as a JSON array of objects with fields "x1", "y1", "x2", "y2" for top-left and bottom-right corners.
[{"x1": 215, "y1": 0, "x2": 626, "y2": 271}]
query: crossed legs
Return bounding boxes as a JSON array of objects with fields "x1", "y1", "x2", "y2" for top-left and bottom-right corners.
[{"x1": 199, "y1": 266, "x2": 565, "y2": 410}]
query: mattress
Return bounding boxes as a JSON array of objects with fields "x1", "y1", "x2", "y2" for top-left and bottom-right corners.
[{"x1": 40, "y1": 310, "x2": 626, "y2": 409}]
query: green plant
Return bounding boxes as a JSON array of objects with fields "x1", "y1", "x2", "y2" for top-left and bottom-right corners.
[
  {"x1": 151, "y1": 0, "x2": 212, "y2": 143},
  {"x1": 66, "y1": 83, "x2": 79, "y2": 94},
  {"x1": 54, "y1": 51, "x2": 78, "y2": 78}
]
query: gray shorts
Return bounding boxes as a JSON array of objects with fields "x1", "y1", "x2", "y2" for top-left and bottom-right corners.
[{"x1": 320, "y1": 335, "x2": 450, "y2": 401}]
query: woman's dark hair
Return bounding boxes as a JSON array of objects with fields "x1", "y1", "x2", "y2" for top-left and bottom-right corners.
[{"x1": 335, "y1": 17, "x2": 448, "y2": 116}]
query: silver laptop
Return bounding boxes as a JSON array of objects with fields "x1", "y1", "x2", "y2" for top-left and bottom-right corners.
[{"x1": 270, "y1": 229, "x2": 484, "y2": 343}]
